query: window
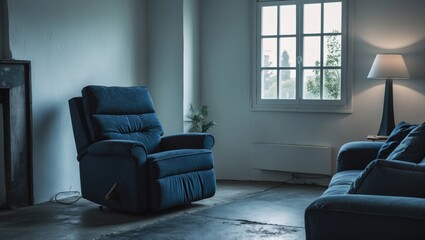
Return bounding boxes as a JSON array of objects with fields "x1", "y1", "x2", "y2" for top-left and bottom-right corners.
[{"x1": 253, "y1": 0, "x2": 352, "y2": 112}]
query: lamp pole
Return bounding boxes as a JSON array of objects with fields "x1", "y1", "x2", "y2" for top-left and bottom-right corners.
[{"x1": 378, "y1": 79, "x2": 395, "y2": 136}]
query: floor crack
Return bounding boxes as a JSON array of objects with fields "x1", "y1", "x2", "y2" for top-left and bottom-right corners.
[{"x1": 186, "y1": 211, "x2": 303, "y2": 229}]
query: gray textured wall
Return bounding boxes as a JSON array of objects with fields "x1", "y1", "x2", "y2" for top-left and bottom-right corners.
[
  {"x1": 7, "y1": 0, "x2": 147, "y2": 203},
  {"x1": 4, "y1": 0, "x2": 425, "y2": 203},
  {"x1": 200, "y1": 0, "x2": 425, "y2": 183}
]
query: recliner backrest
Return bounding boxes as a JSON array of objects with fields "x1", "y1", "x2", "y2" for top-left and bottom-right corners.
[
  {"x1": 81, "y1": 85, "x2": 164, "y2": 153},
  {"x1": 69, "y1": 97, "x2": 92, "y2": 159}
]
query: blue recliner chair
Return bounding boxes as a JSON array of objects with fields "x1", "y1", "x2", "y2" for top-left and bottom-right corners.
[{"x1": 68, "y1": 85, "x2": 216, "y2": 213}]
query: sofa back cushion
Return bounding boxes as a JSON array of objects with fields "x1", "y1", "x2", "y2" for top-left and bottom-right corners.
[
  {"x1": 386, "y1": 123, "x2": 425, "y2": 163},
  {"x1": 348, "y1": 159, "x2": 425, "y2": 198},
  {"x1": 376, "y1": 122, "x2": 418, "y2": 159},
  {"x1": 82, "y1": 85, "x2": 163, "y2": 153}
]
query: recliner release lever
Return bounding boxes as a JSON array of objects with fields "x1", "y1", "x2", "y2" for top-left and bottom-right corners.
[{"x1": 105, "y1": 182, "x2": 118, "y2": 200}]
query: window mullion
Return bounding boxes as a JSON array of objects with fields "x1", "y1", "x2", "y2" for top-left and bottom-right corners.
[
  {"x1": 256, "y1": 4, "x2": 261, "y2": 101},
  {"x1": 296, "y1": 1, "x2": 302, "y2": 101},
  {"x1": 276, "y1": 5, "x2": 281, "y2": 99},
  {"x1": 319, "y1": 2, "x2": 324, "y2": 100}
]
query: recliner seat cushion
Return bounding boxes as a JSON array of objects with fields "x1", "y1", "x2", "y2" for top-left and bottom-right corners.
[
  {"x1": 82, "y1": 85, "x2": 163, "y2": 153},
  {"x1": 148, "y1": 149, "x2": 214, "y2": 180}
]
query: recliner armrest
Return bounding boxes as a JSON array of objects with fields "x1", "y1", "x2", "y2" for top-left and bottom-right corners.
[
  {"x1": 160, "y1": 133, "x2": 215, "y2": 151},
  {"x1": 337, "y1": 141, "x2": 383, "y2": 172},
  {"x1": 79, "y1": 140, "x2": 149, "y2": 213},
  {"x1": 87, "y1": 139, "x2": 147, "y2": 157}
]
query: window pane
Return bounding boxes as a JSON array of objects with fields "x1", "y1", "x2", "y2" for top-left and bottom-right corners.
[
  {"x1": 324, "y1": 69, "x2": 341, "y2": 100},
  {"x1": 280, "y1": 37, "x2": 296, "y2": 67},
  {"x1": 303, "y1": 69, "x2": 321, "y2": 99},
  {"x1": 261, "y1": 38, "x2": 277, "y2": 67},
  {"x1": 280, "y1": 5, "x2": 296, "y2": 35},
  {"x1": 261, "y1": 70, "x2": 278, "y2": 99},
  {"x1": 262, "y1": 6, "x2": 277, "y2": 36},
  {"x1": 280, "y1": 70, "x2": 296, "y2": 99},
  {"x1": 303, "y1": 36, "x2": 321, "y2": 67},
  {"x1": 304, "y1": 4, "x2": 321, "y2": 34},
  {"x1": 324, "y1": 35, "x2": 341, "y2": 67},
  {"x1": 324, "y1": 2, "x2": 341, "y2": 33}
]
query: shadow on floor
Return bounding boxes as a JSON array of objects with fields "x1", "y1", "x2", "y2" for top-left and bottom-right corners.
[{"x1": 0, "y1": 181, "x2": 325, "y2": 240}]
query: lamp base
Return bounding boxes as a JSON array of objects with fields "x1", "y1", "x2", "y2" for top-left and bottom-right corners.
[{"x1": 377, "y1": 79, "x2": 395, "y2": 136}]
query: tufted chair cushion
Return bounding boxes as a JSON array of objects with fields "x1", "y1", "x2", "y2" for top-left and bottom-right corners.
[{"x1": 82, "y1": 85, "x2": 163, "y2": 153}]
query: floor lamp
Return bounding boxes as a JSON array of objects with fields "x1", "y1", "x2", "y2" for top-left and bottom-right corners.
[{"x1": 367, "y1": 54, "x2": 410, "y2": 136}]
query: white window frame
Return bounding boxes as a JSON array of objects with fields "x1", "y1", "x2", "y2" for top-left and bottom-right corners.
[{"x1": 251, "y1": 0, "x2": 353, "y2": 113}]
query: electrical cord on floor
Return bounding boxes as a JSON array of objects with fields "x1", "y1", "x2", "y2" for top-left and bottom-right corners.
[
  {"x1": 52, "y1": 191, "x2": 82, "y2": 205},
  {"x1": 293, "y1": 173, "x2": 330, "y2": 180},
  {"x1": 280, "y1": 172, "x2": 330, "y2": 185},
  {"x1": 289, "y1": 173, "x2": 331, "y2": 186},
  {"x1": 282, "y1": 173, "x2": 296, "y2": 183}
]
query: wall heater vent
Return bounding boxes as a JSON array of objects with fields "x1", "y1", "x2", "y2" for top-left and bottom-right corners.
[{"x1": 251, "y1": 142, "x2": 332, "y2": 175}]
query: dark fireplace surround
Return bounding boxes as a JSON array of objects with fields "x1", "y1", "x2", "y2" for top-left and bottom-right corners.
[{"x1": 0, "y1": 60, "x2": 33, "y2": 209}]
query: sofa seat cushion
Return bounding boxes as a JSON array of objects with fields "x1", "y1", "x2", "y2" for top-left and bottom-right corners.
[
  {"x1": 329, "y1": 170, "x2": 362, "y2": 187},
  {"x1": 322, "y1": 170, "x2": 362, "y2": 197},
  {"x1": 148, "y1": 149, "x2": 214, "y2": 180},
  {"x1": 322, "y1": 185, "x2": 351, "y2": 197}
]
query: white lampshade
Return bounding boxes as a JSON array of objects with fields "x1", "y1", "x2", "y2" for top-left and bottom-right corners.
[{"x1": 367, "y1": 54, "x2": 410, "y2": 79}]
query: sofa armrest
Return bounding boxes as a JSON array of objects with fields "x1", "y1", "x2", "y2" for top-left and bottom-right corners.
[
  {"x1": 160, "y1": 133, "x2": 215, "y2": 151},
  {"x1": 336, "y1": 141, "x2": 383, "y2": 172},
  {"x1": 305, "y1": 194, "x2": 425, "y2": 240}
]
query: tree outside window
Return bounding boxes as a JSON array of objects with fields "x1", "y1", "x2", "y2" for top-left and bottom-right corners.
[{"x1": 256, "y1": 0, "x2": 347, "y2": 110}]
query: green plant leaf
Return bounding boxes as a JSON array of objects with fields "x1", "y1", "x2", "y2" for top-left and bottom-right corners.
[
  {"x1": 201, "y1": 121, "x2": 216, "y2": 133},
  {"x1": 187, "y1": 104, "x2": 216, "y2": 132}
]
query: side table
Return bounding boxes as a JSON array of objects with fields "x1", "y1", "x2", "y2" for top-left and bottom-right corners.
[{"x1": 366, "y1": 135, "x2": 388, "y2": 142}]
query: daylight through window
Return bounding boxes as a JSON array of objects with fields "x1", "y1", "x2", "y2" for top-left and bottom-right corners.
[{"x1": 254, "y1": 0, "x2": 350, "y2": 112}]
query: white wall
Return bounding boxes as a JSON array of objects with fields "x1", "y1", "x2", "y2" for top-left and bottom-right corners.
[
  {"x1": 7, "y1": 0, "x2": 147, "y2": 203},
  {"x1": 147, "y1": 0, "x2": 184, "y2": 135},
  {"x1": 183, "y1": 0, "x2": 201, "y2": 132},
  {"x1": 148, "y1": 0, "x2": 200, "y2": 134},
  {"x1": 200, "y1": 0, "x2": 425, "y2": 183},
  {"x1": 354, "y1": 0, "x2": 425, "y2": 122},
  {"x1": 4, "y1": 0, "x2": 425, "y2": 204}
]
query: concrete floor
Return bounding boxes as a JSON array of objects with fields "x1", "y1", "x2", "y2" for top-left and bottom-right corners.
[{"x1": 0, "y1": 181, "x2": 325, "y2": 240}]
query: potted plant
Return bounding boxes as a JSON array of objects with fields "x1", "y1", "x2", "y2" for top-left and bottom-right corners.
[{"x1": 187, "y1": 104, "x2": 216, "y2": 133}]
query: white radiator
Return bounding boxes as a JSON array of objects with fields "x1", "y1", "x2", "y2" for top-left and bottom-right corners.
[{"x1": 251, "y1": 142, "x2": 332, "y2": 175}]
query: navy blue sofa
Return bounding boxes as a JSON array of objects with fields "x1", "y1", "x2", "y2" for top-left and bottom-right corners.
[
  {"x1": 69, "y1": 85, "x2": 216, "y2": 213},
  {"x1": 305, "y1": 141, "x2": 425, "y2": 240}
]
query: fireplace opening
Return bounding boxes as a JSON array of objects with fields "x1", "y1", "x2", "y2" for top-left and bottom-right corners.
[{"x1": 0, "y1": 60, "x2": 32, "y2": 210}]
